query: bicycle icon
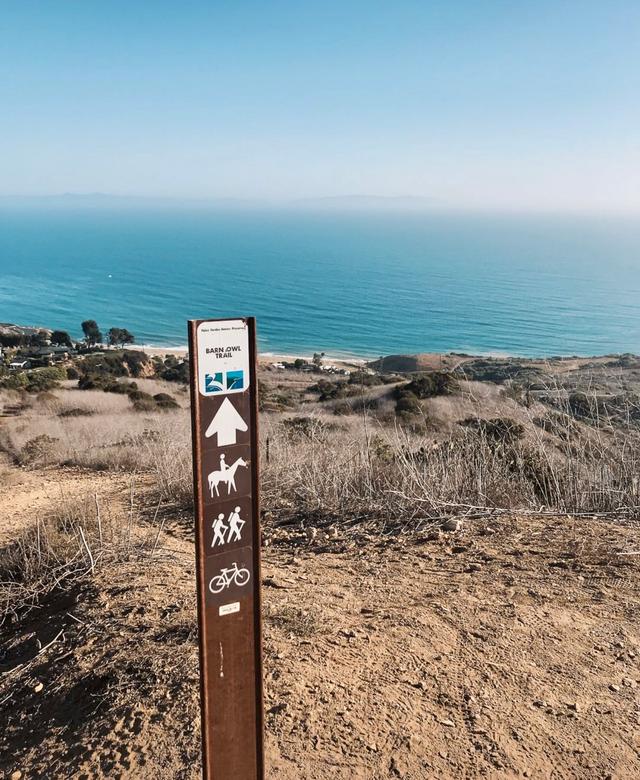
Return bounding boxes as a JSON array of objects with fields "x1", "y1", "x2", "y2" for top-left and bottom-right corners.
[{"x1": 208, "y1": 561, "x2": 251, "y2": 594}]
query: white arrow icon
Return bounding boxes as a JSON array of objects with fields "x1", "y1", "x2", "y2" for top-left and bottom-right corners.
[{"x1": 205, "y1": 398, "x2": 248, "y2": 446}]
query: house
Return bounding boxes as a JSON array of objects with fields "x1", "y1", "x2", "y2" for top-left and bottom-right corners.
[{"x1": 27, "y1": 345, "x2": 74, "y2": 366}]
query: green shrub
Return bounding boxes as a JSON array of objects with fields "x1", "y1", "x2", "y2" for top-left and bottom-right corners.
[
  {"x1": 401, "y1": 371, "x2": 458, "y2": 399},
  {"x1": 349, "y1": 396, "x2": 380, "y2": 413},
  {"x1": 453, "y1": 359, "x2": 545, "y2": 384},
  {"x1": 78, "y1": 350, "x2": 151, "y2": 380},
  {"x1": 19, "y1": 434, "x2": 59, "y2": 466},
  {"x1": 155, "y1": 355, "x2": 189, "y2": 383},
  {"x1": 79, "y1": 352, "x2": 128, "y2": 378},
  {"x1": 77, "y1": 374, "x2": 102, "y2": 390},
  {"x1": 315, "y1": 379, "x2": 346, "y2": 401},
  {"x1": 395, "y1": 390, "x2": 421, "y2": 417},
  {"x1": 0, "y1": 372, "x2": 28, "y2": 391},
  {"x1": 348, "y1": 371, "x2": 383, "y2": 387},
  {"x1": 459, "y1": 417, "x2": 525, "y2": 444},
  {"x1": 131, "y1": 397, "x2": 157, "y2": 412},
  {"x1": 282, "y1": 416, "x2": 336, "y2": 440},
  {"x1": 126, "y1": 389, "x2": 159, "y2": 412},
  {"x1": 128, "y1": 389, "x2": 153, "y2": 403},
  {"x1": 568, "y1": 392, "x2": 596, "y2": 420},
  {"x1": 1, "y1": 366, "x2": 67, "y2": 393},
  {"x1": 259, "y1": 380, "x2": 297, "y2": 411},
  {"x1": 78, "y1": 373, "x2": 139, "y2": 394},
  {"x1": 58, "y1": 407, "x2": 94, "y2": 418},
  {"x1": 0, "y1": 332, "x2": 29, "y2": 348},
  {"x1": 104, "y1": 379, "x2": 138, "y2": 394},
  {"x1": 153, "y1": 392, "x2": 179, "y2": 410}
]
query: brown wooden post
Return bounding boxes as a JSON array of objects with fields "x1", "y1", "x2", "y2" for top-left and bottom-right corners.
[{"x1": 188, "y1": 317, "x2": 264, "y2": 780}]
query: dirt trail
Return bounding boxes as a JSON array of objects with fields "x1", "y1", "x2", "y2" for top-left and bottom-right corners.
[
  {"x1": 2, "y1": 489, "x2": 639, "y2": 779},
  {"x1": 0, "y1": 464, "x2": 143, "y2": 547},
  {"x1": 262, "y1": 516, "x2": 640, "y2": 779}
]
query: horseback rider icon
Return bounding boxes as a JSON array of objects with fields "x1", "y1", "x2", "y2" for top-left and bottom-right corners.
[{"x1": 207, "y1": 453, "x2": 248, "y2": 498}]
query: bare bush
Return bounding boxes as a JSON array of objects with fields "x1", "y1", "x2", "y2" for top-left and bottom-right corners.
[
  {"x1": 145, "y1": 420, "x2": 193, "y2": 507},
  {"x1": 261, "y1": 407, "x2": 640, "y2": 529},
  {"x1": 0, "y1": 490, "x2": 163, "y2": 623},
  {"x1": 18, "y1": 434, "x2": 60, "y2": 466},
  {"x1": 137, "y1": 384, "x2": 640, "y2": 527}
]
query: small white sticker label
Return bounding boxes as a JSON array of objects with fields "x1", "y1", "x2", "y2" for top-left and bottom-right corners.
[
  {"x1": 197, "y1": 319, "x2": 250, "y2": 397},
  {"x1": 219, "y1": 601, "x2": 241, "y2": 616}
]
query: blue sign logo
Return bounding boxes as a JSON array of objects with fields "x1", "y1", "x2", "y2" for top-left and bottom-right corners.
[
  {"x1": 226, "y1": 370, "x2": 244, "y2": 391},
  {"x1": 205, "y1": 370, "x2": 245, "y2": 394},
  {"x1": 205, "y1": 372, "x2": 224, "y2": 393}
]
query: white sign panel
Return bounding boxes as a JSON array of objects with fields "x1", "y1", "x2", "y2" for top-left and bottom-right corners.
[{"x1": 197, "y1": 319, "x2": 250, "y2": 397}]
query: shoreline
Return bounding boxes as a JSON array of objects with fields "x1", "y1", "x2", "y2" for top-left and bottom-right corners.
[
  {"x1": 123, "y1": 342, "x2": 635, "y2": 366},
  {"x1": 3, "y1": 325, "x2": 635, "y2": 366},
  {"x1": 124, "y1": 343, "x2": 368, "y2": 366}
]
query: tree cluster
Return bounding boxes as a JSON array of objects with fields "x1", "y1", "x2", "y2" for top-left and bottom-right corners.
[{"x1": 80, "y1": 320, "x2": 135, "y2": 348}]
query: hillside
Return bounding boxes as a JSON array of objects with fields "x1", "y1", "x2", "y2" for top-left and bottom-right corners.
[{"x1": 1, "y1": 350, "x2": 640, "y2": 778}]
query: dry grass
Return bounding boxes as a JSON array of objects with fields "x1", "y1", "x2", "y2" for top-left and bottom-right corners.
[
  {"x1": 0, "y1": 488, "x2": 165, "y2": 624},
  {"x1": 0, "y1": 388, "x2": 189, "y2": 472},
  {"x1": 134, "y1": 379, "x2": 640, "y2": 528},
  {"x1": 3, "y1": 377, "x2": 639, "y2": 532},
  {"x1": 148, "y1": 422, "x2": 193, "y2": 507},
  {"x1": 264, "y1": 603, "x2": 326, "y2": 637},
  {"x1": 260, "y1": 402, "x2": 640, "y2": 530}
]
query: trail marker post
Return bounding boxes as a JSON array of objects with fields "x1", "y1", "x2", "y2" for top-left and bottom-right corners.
[{"x1": 188, "y1": 317, "x2": 264, "y2": 780}]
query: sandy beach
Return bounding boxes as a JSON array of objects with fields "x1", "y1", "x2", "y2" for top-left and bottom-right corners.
[{"x1": 126, "y1": 342, "x2": 368, "y2": 367}]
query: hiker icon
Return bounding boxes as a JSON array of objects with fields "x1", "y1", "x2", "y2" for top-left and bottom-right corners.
[
  {"x1": 211, "y1": 513, "x2": 228, "y2": 547},
  {"x1": 227, "y1": 506, "x2": 245, "y2": 542},
  {"x1": 210, "y1": 506, "x2": 246, "y2": 547}
]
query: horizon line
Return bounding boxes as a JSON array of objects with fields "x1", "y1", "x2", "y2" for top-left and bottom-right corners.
[{"x1": 0, "y1": 192, "x2": 639, "y2": 218}]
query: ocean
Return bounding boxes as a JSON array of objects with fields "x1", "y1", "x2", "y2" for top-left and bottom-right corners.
[{"x1": 1, "y1": 206, "x2": 639, "y2": 358}]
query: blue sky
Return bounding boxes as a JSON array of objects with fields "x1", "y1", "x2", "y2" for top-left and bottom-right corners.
[{"x1": 1, "y1": 1, "x2": 638, "y2": 211}]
